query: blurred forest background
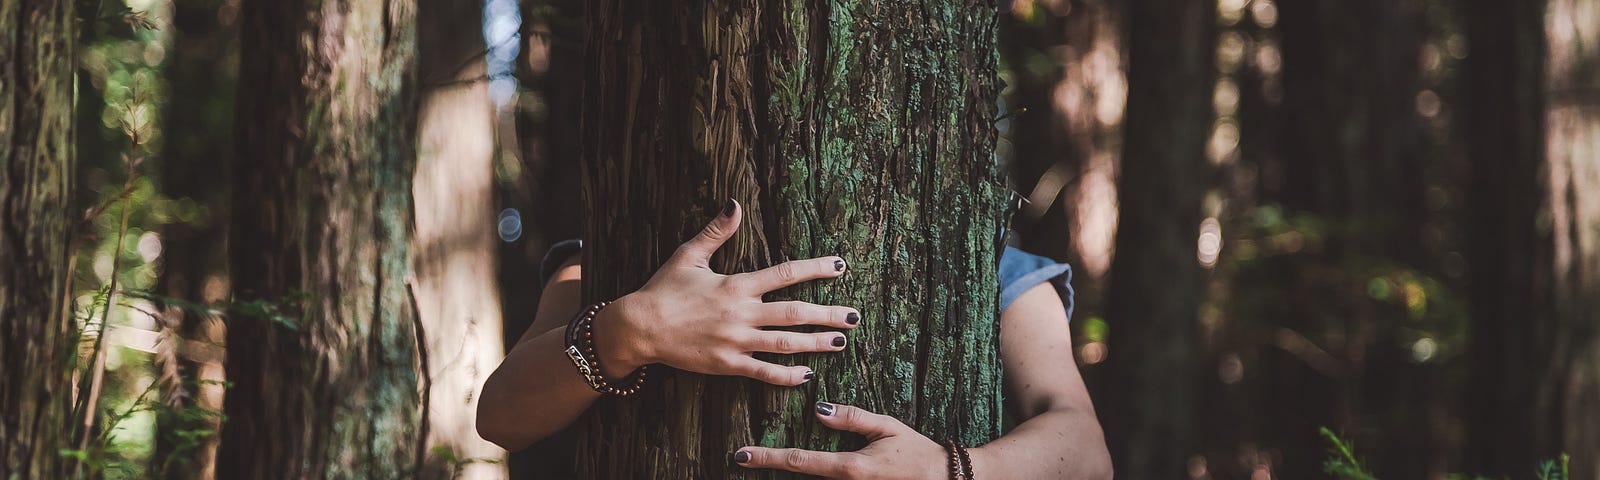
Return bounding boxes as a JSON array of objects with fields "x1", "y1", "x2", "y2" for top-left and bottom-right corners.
[{"x1": 4, "y1": 0, "x2": 1598, "y2": 478}]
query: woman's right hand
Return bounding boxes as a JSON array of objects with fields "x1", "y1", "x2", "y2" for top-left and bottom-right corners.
[{"x1": 592, "y1": 199, "x2": 861, "y2": 386}]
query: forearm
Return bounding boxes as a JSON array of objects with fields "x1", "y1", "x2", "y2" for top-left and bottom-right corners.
[
  {"x1": 476, "y1": 326, "x2": 602, "y2": 450},
  {"x1": 967, "y1": 407, "x2": 1112, "y2": 479}
]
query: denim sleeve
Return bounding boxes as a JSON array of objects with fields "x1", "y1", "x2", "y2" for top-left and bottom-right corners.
[
  {"x1": 539, "y1": 239, "x2": 584, "y2": 290},
  {"x1": 998, "y1": 246, "x2": 1076, "y2": 323}
]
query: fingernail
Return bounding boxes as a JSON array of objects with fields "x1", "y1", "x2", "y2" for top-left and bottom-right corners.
[
  {"x1": 734, "y1": 450, "x2": 752, "y2": 464},
  {"x1": 722, "y1": 198, "x2": 737, "y2": 217},
  {"x1": 803, "y1": 370, "x2": 815, "y2": 381},
  {"x1": 834, "y1": 259, "x2": 846, "y2": 271},
  {"x1": 846, "y1": 312, "x2": 860, "y2": 325},
  {"x1": 832, "y1": 336, "x2": 847, "y2": 347},
  {"x1": 815, "y1": 401, "x2": 836, "y2": 416}
]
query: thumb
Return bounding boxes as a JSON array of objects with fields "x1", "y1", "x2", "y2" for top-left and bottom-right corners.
[{"x1": 671, "y1": 198, "x2": 740, "y2": 267}]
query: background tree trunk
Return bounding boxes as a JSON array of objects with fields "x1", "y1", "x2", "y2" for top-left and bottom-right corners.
[
  {"x1": 412, "y1": 0, "x2": 507, "y2": 476},
  {"x1": 1542, "y1": 0, "x2": 1600, "y2": 474},
  {"x1": 572, "y1": 1, "x2": 1006, "y2": 478},
  {"x1": 0, "y1": 0, "x2": 76, "y2": 477},
  {"x1": 216, "y1": 0, "x2": 422, "y2": 477},
  {"x1": 152, "y1": 0, "x2": 235, "y2": 475},
  {"x1": 1102, "y1": 0, "x2": 1211, "y2": 476},
  {"x1": 1461, "y1": 0, "x2": 1556, "y2": 475}
]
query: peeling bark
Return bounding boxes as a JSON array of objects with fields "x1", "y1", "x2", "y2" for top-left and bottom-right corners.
[
  {"x1": 0, "y1": 0, "x2": 77, "y2": 477},
  {"x1": 574, "y1": 1, "x2": 1006, "y2": 478},
  {"x1": 217, "y1": 0, "x2": 422, "y2": 477}
]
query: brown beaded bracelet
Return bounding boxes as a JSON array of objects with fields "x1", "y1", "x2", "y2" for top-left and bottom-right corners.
[
  {"x1": 941, "y1": 440, "x2": 974, "y2": 480},
  {"x1": 563, "y1": 301, "x2": 648, "y2": 396},
  {"x1": 955, "y1": 442, "x2": 975, "y2": 479}
]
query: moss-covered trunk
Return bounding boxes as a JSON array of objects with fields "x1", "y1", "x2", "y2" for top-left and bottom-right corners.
[
  {"x1": 0, "y1": 0, "x2": 76, "y2": 477},
  {"x1": 216, "y1": 0, "x2": 422, "y2": 477},
  {"x1": 573, "y1": 1, "x2": 1005, "y2": 478}
]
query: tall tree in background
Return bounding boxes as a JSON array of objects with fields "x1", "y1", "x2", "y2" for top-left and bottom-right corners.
[
  {"x1": 412, "y1": 0, "x2": 507, "y2": 476},
  {"x1": 572, "y1": 1, "x2": 1006, "y2": 478},
  {"x1": 152, "y1": 0, "x2": 236, "y2": 475},
  {"x1": 216, "y1": 0, "x2": 422, "y2": 477},
  {"x1": 1462, "y1": 0, "x2": 1554, "y2": 475},
  {"x1": 1103, "y1": 0, "x2": 1211, "y2": 476},
  {"x1": 1467, "y1": 0, "x2": 1600, "y2": 475},
  {"x1": 0, "y1": 0, "x2": 76, "y2": 477},
  {"x1": 1267, "y1": 0, "x2": 1435, "y2": 475},
  {"x1": 1543, "y1": 0, "x2": 1600, "y2": 473}
]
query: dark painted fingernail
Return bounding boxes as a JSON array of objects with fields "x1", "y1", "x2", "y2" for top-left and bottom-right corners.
[
  {"x1": 734, "y1": 450, "x2": 752, "y2": 464},
  {"x1": 834, "y1": 259, "x2": 846, "y2": 271},
  {"x1": 846, "y1": 312, "x2": 860, "y2": 325},
  {"x1": 832, "y1": 336, "x2": 847, "y2": 347},
  {"x1": 803, "y1": 370, "x2": 815, "y2": 381},
  {"x1": 815, "y1": 401, "x2": 836, "y2": 416},
  {"x1": 722, "y1": 198, "x2": 737, "y2": 217}
]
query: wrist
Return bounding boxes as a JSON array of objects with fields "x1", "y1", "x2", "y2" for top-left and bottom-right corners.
[{"x1": 592, "y1": 295, "x2": 651, "y2": 377}]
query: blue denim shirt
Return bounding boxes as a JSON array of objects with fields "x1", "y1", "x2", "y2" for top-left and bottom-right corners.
[{"x1": 540, "y1": 239, "x2": 1074, "y2": 322}]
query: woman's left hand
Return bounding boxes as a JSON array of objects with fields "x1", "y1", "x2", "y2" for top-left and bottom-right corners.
[{"x1": 734, "y1": 402, "x2": 949, "y2": 480}]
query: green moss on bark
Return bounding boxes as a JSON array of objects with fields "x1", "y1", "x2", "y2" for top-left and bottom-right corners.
[{"x1": 575, "y1": 1, "x2": 1004, "y2": 478}]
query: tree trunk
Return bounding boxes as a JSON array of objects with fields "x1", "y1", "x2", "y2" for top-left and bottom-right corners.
[
  {"x1": 216, "y1": 0, "x2": 422, "y2": 477},
  {"x1": 0, "y1": 0, "x2": 76, "y2": 477},
  {"x1": 1461, "y1": 0, "x2": 1555, "y2": 475},
  {"x1": 412, "y1": 0, "x2": 507, "y2": 476},
  {"x1": 573, "y1": 1, "x2": 1006, "y2": 478},
  {"x1": 1102, "y1": 0, "x2": 1211, "y2": 477},
  {"x1": 1268, "y1": 1, "x2": 1435, "y2": 476},
  {"x1": 1542, "y1": 0, "x2": 1600, "y2": 475},
  {"x1": 152, "y1": 0, "x2": 235, "y2": 475}
]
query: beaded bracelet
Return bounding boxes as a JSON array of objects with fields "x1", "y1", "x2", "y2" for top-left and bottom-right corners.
[
  {"x1": 563, "y1": 301, "x2": 649, "y2": 396},
  {"x1": 941, "y1": 440, "x2": 975, "y2": 480}
]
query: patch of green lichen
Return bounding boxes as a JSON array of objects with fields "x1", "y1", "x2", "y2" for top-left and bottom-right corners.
[{"x1": 754, "y1": 0, "x2": 1006, "y2": 465}]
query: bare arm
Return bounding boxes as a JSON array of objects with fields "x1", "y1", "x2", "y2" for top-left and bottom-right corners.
[
  {"x1": 477, "y1": 201, "x2": 862, "y2": 451},
  {"x1": 475, "y1": 257, "x2": 599, "y2": 450},
  {"x1": 968, "y1": 282, "x2": 1112, "y2": 478},
  {"x1": 736, "y1": 282, "x2": 1111, "y2": 479}
]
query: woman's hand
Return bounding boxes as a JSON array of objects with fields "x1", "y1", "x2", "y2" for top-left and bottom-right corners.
[
  {"x1": 593, "y1": 199, "x2": 861, "y2": 386},
  {"x1": 733, "y1": 402, "x2": 948, "y2": 480}
]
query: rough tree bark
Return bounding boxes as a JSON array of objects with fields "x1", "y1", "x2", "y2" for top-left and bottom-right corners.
[
  {"x1": 1103, "y1": 0, "x2": 1211, "y2": 477},
  {"x1": 152, "y1": 0, "x2": 235, "y2": 475},
  {"x1": 573, "y1": 1, "x2": 1006, "y2": 478},
  {"x1": 216, "y1": 0, "x2": 422, "y2": 477},
  {"x1": 0, "y1": 0, "x2": 76, "y2": 478}
]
